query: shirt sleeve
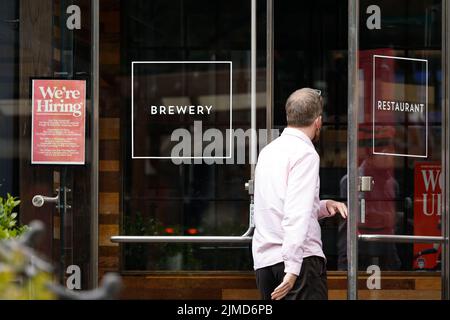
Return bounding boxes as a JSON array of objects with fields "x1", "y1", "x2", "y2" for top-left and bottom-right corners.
[
  {"x1": 281, "y1": 151, "x2": 320, "y2": 276},
  {"x1": 318, "y1": 200, "x2": 330, "y2": 220}
]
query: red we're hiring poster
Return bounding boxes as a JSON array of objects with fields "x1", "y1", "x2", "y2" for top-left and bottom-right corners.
[
  {"x1": 413, "y1": 162, "x2": 442, "y2": 270},
  {"x1": 31, "y1": 79, "x2": 86, "y2": 165}
]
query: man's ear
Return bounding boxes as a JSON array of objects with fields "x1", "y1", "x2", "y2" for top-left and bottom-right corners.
[{"x1": 315, "y1": 116, "x2": 322, "y2": 128}]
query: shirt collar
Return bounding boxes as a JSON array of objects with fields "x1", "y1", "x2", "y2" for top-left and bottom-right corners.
[{"x1": 281, "y1": 127, "x2": 314, "y2": 147}]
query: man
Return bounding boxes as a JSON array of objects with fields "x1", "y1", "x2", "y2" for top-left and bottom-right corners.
[{"x1": 252, "y1": 88, "x2": 348, "y2": 300}]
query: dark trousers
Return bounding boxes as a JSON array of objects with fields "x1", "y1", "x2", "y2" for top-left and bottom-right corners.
[{"x1": 255, "y1": 256, "x2": 328, "y2": 300}]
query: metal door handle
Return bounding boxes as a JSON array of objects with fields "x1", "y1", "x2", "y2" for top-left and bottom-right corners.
[
  {"x1": 358, "y1": 176, "x2": 374, "y2": 192},
  {"x1": 110, "y1": 236, "x2": 253, "y2": 244},
  {"x1": 360, "y1": 198, "x2": 366, "y2": 224},
  {"x1": 32, "y1": 191, "x2": 59, "y2": 207},
  {"x1": 359, "y1": 234, "x2": 445, "y2": 244}
]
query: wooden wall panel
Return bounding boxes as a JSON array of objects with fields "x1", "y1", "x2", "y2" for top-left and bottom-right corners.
[
  {"x1": 99, "y1": 140, "x2": 120, "y2": 160},
  {"x1": 99, "y1": 224, "x2": 119, "y2": 247},
  {"x1": 117, "y1": 273, "x2": 442, "y2": 300},
  {"x1": 99, "y1": 172, "x2": 121, "y2": 192},
  {"x1": 98, "y1": 0, "x2": 122, "y2": 275},
  {"x1": 99, "y1": 192, "x2": 119, "y2": 214},
  {"x1": 100, "y1": 118, "x2": 120, "y2": 140},
  {"x1": 222, "y1": 290, "x2": 260, "y2": 300},
  {"x1": 99, "y1": 160, "x2": 120, "y2": 172}
]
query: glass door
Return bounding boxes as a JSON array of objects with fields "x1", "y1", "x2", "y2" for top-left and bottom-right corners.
[
  {"x1": 1, "y1": 0, "x2": 95, "y2": 289},
  {"x1": 348, "y1": 0, "x2": 448, "y2": 299}
]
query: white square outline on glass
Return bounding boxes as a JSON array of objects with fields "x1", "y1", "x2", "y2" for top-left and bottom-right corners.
[
  {"x1": 131, "y1": 61, "x2": 233, "y2": 159},
  {"x1": 372, "y1": 55, "x2": 428, "y2": 158}
]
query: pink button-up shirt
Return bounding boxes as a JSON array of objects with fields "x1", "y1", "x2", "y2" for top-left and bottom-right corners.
[{"x1": 252, "y1": 127, "x2": 330, "y2": 276}]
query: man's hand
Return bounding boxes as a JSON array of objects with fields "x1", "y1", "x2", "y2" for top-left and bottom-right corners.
[
  {"x1": 271, "y1": 273, "x2": 297, "y2": 300},
  {"x1": 326, "y1": 200, "x2": 348, "y2": 219}
]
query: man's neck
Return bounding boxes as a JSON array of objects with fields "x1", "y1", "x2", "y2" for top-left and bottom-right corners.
[{"x1": 287, "y1": 126, "x2": 314, "y2": 141}]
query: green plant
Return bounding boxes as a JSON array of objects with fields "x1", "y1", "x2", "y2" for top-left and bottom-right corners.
[
  {"x1": 0, "y1": 194, "x2": 28, "y2": 240},
  {"x1": 122, "y1": 214, "x2": 203, "y2": 270},
  {"x1": 123, "y1": 212, "x2": 166, "y2": 269}
]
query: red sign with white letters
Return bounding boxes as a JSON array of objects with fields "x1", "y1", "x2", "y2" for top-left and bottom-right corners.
[
  {"x1": 413, "y1": 162, "x2": 441, "y2": 270},
  {"x1": 31, "y1": 79, "x2": 86, "y2": 164}
]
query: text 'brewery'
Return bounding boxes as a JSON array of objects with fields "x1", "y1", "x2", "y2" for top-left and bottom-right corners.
[{"x1": 149, "y1": 105, "x2": 213, "y2": 115}]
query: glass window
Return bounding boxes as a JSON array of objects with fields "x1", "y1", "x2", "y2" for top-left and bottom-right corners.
[
  {"x1": 111, "y1": 0, "x2": 443, "y2": 273},
  {"x1": 110, "y1": 0, "x2": 267, "y2": 271}
]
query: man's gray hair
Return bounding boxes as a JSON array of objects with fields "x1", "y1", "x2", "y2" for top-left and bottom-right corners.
[{"x1": 285, "y1": 88, "x2": 323, "y2": 127}]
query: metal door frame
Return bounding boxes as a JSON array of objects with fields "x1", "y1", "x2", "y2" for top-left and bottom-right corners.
[
  {"x1": 442, "y1": 0, "x2": 450, "y2": 301},
  {"x1": 347, "y1": 0, "x2": 450, "y2": 300},
  {"x1": 347, "y1": 0, "x2": 359, "y2": 301},
  {"x1": 91, "y1": 0, "x2": 100, "y2": 288}
]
